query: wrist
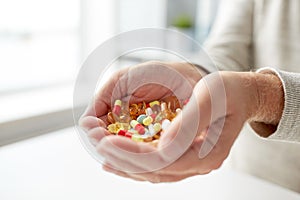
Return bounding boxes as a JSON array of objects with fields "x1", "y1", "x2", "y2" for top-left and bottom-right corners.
[{"x1": 248, "y1": 71, "x2": 284, "y2": 137}]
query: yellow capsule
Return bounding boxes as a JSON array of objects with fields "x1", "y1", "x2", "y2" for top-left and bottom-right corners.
[
  {"x1": 114, "y1": 99, "x2": 122, "y2": 106},
  {"x1": 143, "y1": 116, "x2": 153, "y2": 126},
  {"x1": 130, "y1": 120, "x2": 139, "y2": 128},
  {"x1": 132, "y1": 134, "x2": 143, "y2": 142},
  {"x1": 119, "y1": 123, "x2": 131, "y2": 130},
  {"x1": 153, "y1": 123, "x2": 161, "y2": 132},
  {"x1": 107, "y1": 124, "x2": 118, "y2": 134},
  {"x1": 149, "y1": 100, "x2": 160, "y2": 107}
]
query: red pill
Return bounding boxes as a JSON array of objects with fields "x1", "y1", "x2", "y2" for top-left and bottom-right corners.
[
  {"x1": 150, "y1": 113, "x2": 156, "y2": 121},
  {"x1": 135, "y1": 124, "x2": 145, "y2": 134},
  {"x1": 125, "y1": 132, "x2": 132, "y2": 138},
  {"x1": 113, "y1": 105, "x2": 121, "y2": 115},
  {"x1": 118, "y1": 129, "x2": 126, "y2": 136}
]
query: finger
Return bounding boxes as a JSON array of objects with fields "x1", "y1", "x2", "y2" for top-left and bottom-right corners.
[
  {"x1": 198, "y1": 116, "x2": 226, "y2": 159},
  {"x1": 83, "y1": 68, "x2": 129, "y2": 118},
  {"x1": 127, "y1": 171, "x2": 201, "y2": 183},
  {"x1": 99, "y1": 141, "x2": 146, "y2": 173},
  {"x1": 103, "y1": 162, "x2": 200, "y2": 183},
  {"x1": 79, "y1": 116, "x2": 105, "y2": 131},
  {"x1": 102, "y1": 163, "x2": 146, "y2": 182},
  {"x1": 87, "y1": 127, "x2": 110, "y2": 145},
  {"x1": 157, "y1": 91, "x2": 208, "y2": 163},
  {"x1": 197, "y1": 115, "x2": 245, "y2": 169},
  {"x1": 97, "y1": 136, "x2": 170, "y2": 173},
  {"x1": 159, "y1": 73, "x2": 227, "y2": 161}
]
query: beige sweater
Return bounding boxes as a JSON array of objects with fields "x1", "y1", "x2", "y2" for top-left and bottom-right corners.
[{"x1": 204, "y1": 0, "x2": 300, "y2": 192}]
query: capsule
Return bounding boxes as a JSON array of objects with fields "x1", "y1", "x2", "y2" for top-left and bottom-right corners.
[
  {"x1": 149, "y1": 100, "x2": 160, "y2": 107},
  {"x1": 130, "y1": 120, "x2": 145, "y2": 134},
  {"x1": 162, "y1": 96, "x2": 181, "y2": 112},
  {"x1": 107, "y1": 112, "x2": 115, "y2": 124},
  {"x1": 117, "y1": 129, "x2": 127, "y2": 136},
  {"x1": 161, "y1": 119, "x2": 171, "y2": 131},
  {"x1": 148, "y1": 123, "x2": 161, "y2": 136},
  {"x1": 153, "y1": 123, "x2": 162, "y2": 132},
  {"x1": 151, "y1": 104, "x2": 161, "y2": 114},
  {"x1": 145, "y1": 107, "x2": 153, "y2": 115},
  {"x1": 142, "y1": 116, "x2": 153, "y2": 126},
  {"x1": 137, "y1": 114, "x2": 147, "y2": 124},
  {"x1": 125, "y1": 132, "x2": 132, "y2": 138},
  {"x1": 112, "y1": 99, "x2": 122, "y2": 115},
  {"x1": 132, "y1": 134, "x2": 144, "y2": 142},
  {"x1": 107, "y1": 124, "x2": 119, "y2": 134}
]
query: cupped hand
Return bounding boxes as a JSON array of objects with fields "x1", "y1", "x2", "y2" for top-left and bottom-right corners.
[
  {"x1": 96, "y1": 71, "x2": 262, "y2": 183},
  {"x1": 79, "y1": 61, "x2": 203, "y2": 145}
]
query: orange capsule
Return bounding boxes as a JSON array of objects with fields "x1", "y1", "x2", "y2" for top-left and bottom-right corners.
[
  {"x1": 161, "y1": 96, "x2": 181, "y2": 112},
  {"x1": 107, "y1": 112, "x2": 115, "y2": 124}
]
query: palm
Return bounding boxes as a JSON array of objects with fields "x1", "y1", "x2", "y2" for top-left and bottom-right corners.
[
  {"x1": 82, "y1": 61, "x2": 203, "y2": 124},
  {"x1": 79, "y1": 61, "x2": 206, "y2": 177}
]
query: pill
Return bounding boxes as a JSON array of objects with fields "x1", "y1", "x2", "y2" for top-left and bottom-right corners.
[
  {"x1": 105, "y1": 96, "x2": 181, "y2": 143},
  {"x1": 145, "y1": 107, "x2": 153, "y2": 116},
  {"x1": 155, "y1": 113, "x2": 164, "y2": 123},
  {"x1": 153, "y1": 134, "x2": 160, "y2": 139},
  {"x1": 137, "y1": 114, "x2": 147, "y2": 124},
  {"x1": 114, "y1": 99, "x2": 122, "y2": 106},
  {"x1": 130, "y1": 120, "x2": 145, "y2": 134},
  {"x1": 148, "y1": 124, "x2": 155, "y2": 136},
  {"x1": 107, "y1": 124, "x2": 118, "y2": 134},
  {"x1": 117, "y1": 129, "x2": 127, "y2": 136},
  {"x1": 135, "y1": 124, "x2": 145, "y2": 134},
  {"x1": 162, "y1": 96, "x2": 181, "y2": 112},
  {"x1": 142, "y1": 116, "x2": 153, "y2": 126},
  {"x1": 151, "y1": 104, "x2": 161, "y2": 114},
  {"x1": 112, "y1": 100, "x2": 122, "y2": 115},
  {"x1": 143, "y1": 136, "x2": 153, "y2": 142},
  {"x1": 161, "y1": 119, "x2": 171, "y2": 131},
  {"x1": 149, "y1": 100, "x2": 160, "y2": 107},
  {"x1": 107, "y1": 112, "x2": 115, "y2": 124},
  {"x1": 153, "y1": 123, "x2": 162, "y2": 132},
  {"x1": 132, "y1": 134, "x2": 143, "y2": 142},
  {"x1": 150, "y1": 113, "x2": 156, "y2": 121},
  {"x1": 161, "y1": 102, "x2": 167, "y2": 111},
  {"x1": 125, "y1": 132, "x2": 132, "y2": 138},
  {"x1": 119, "y1": 123, "x2": 131, "y2": 130},
  {"x1": 127, "y1": 129, "x2": 138, "y2": 135},
  {"x1": 130, "y1": 120, "x2": 139, "y2": 128},
  {"x1": 148, "y1": 123, "x2": 161, "y2": 136}
]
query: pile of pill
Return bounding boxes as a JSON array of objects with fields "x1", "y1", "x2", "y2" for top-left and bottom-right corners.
[{"x1": 106, "y1": 96, "x2": 186, "y2": 146}]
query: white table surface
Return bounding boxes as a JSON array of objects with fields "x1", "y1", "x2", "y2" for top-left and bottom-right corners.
[{"x1": 0, "y1": 127, "x2": 299, "y2": 200}]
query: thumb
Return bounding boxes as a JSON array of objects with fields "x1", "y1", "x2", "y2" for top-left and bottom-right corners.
[
  {"x1": 158, "y1": 72, "x2": 227, "y2": 161},
  {"x1": 158, "y1": 80, "x2": 212, "y2": 162}
]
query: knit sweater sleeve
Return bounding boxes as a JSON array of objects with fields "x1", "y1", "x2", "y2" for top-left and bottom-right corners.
[
  {"x1": 257, "y1": 68, "x2": 300, "y2": 142},
  {"x1": 203, "y1": 0, "x2": 254, "y2": 72}
]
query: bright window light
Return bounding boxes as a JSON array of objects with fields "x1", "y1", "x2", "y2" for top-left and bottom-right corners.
[{"x1": 0, "y1": 0, "x2": 80, "y2": 92}]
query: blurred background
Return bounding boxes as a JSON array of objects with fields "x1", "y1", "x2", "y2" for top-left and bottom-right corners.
[
  {"x1": 2, "y1": 1, "x2": 300, "y2": 200},
  {"x1": 0, "y1": 0, "x2": 219, "y2": 144}
]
